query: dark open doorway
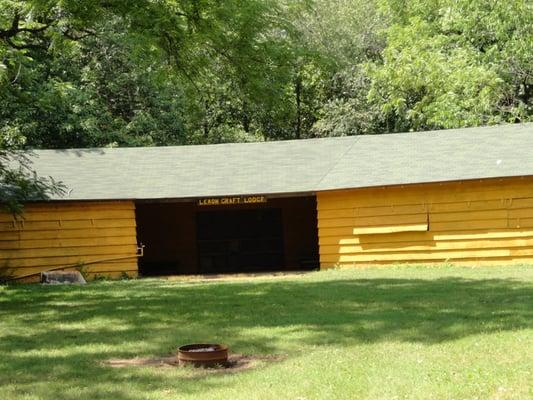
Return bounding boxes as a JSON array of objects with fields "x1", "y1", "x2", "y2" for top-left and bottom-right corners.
[
  {"x1": 135, "y1": 195, "x2": 318, "y2": 276},
  {"x1": 197, "y1": 208, "x2": 284, "y2": 273}
]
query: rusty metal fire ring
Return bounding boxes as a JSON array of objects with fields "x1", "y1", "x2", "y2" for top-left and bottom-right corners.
[{"x1": 177, "y1": 344, "x2": 229, "y2": 367}]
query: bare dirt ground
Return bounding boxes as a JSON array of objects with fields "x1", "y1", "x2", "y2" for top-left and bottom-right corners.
[{"x1": 102, "y1": 354, "x2": 285, "y2": 374}]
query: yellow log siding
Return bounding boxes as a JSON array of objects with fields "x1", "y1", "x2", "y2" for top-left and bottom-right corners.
[
  {"x1": 0, "y1": 201, "x2": 138, "y2": 280},
  {"x1": 317, "y1": 177, "x2": 533, "y2": 268}
]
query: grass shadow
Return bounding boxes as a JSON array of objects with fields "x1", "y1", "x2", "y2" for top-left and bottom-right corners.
[{"x1": 0, "y1": 271, "x2": 531, "y2": 398}]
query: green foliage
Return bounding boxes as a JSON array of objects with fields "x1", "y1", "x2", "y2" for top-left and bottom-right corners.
[
  {"x1": 369, "y1": 0, "x2": 532, "y2": 131},
  {"x1": 0, "y1": 150, "x2": 65, "y2": 213},
  {"x1": 0, "y1": 0, "x2": 313, "y2": 144},
  {"x1": 1, "y1": 9, "x2": 188, "y2": 148},
  {"x1": 311, "y1": 67, "x2": 383, "y2": 136},
  {"x1": 0, "y1": 0, "x2": 531, "y2": 157},
  {"x1": 0, "y1": 130, "x2": 65, "y2": 213}
]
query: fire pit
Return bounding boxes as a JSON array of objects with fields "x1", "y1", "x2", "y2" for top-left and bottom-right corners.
[{"x1": 177, "y1": 344, "x2": 229, "y2": 367}]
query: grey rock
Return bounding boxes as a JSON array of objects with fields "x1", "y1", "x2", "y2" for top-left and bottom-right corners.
[{"x1": 41, "y1": 271, "x2": 87, "y2": 285}]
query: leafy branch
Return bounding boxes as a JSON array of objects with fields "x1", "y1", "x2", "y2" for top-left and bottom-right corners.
[{"x1": 0, "y1": 149, "x2": 66, "y2": 214}]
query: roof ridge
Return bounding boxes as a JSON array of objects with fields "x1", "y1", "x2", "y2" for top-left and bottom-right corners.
[
  {"x1": 30, "y1": 135, "x2": 356, "y2": 153},
  {"x1": 315, "y1": 135, "x2": 362, "y2": 188}
]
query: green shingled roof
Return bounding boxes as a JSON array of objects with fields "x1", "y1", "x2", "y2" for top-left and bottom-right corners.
[{"x1": 27, "y1": 123, "x2": 533, "y2": 201}]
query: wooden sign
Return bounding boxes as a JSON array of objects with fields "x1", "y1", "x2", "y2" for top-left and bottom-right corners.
[{"x1": 197, "y1": 195, "x2": 267, "y2": 206}]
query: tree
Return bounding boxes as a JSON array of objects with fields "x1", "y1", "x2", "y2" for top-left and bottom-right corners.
[
  {"x1": 290, "y1": 0, "x2": 387, "y2": 137},
  {"x1": 0, "y1": 130, "x2": 64, "y2": 213},
  {"x1": 175, "y1": 0, "x2": 309, "y2": 142},
  {"x1": 2, "y1": 0, "x2": 530, "y2": 153},
  {"x1": 367, "y1": 0, "x2": 533, "y2": 132},
  {"x1": 0, "y1": 0, "x2": 314, "y2": 145},
  {"x1": 0, "y1": 1, "x2": 216, "y2": 148}
]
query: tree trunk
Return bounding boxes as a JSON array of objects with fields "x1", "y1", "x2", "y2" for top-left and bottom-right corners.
[
  {"x1": 295, "y1": 74, "x2": 302, "y2": 139},
  {"x1": 242, "y1": 100, "x2": 250, "y2": 133},
  {"x1": 203, "y1": 100, "x2": 210, "y2": 138}
]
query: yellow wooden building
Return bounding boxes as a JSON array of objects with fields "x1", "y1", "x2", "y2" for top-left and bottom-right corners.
[{"x1": 1, "y1": 123, "x2": 532, "y2": 281}]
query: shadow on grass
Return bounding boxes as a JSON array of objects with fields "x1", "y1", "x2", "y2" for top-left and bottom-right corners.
[{"x1": 0, "y1": 275, "x2": 531, "y2": 399}]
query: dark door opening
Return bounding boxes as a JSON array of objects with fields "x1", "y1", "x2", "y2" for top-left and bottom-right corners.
[
  {"x1": 135, "y1": 195, "x2": 319, "y2": 276},
  {"x1": 197, "y1": 208, "x2": 284, "y2": 273}
]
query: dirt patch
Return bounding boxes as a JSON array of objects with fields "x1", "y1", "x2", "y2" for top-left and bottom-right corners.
[
  {"x1": 102, "y1": 353, "x2": 284, "y2": 374},
  {"x1": 104, "y1": 356, "x2": 178, "y2": 368},
  {"x1": 162, "y1": 271, "x2": 311, "y2": 283}
]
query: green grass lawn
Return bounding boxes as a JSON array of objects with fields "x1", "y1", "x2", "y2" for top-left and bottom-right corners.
[{"x1": 1, "y1": 266, "x2": 532, "y2": 400}]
